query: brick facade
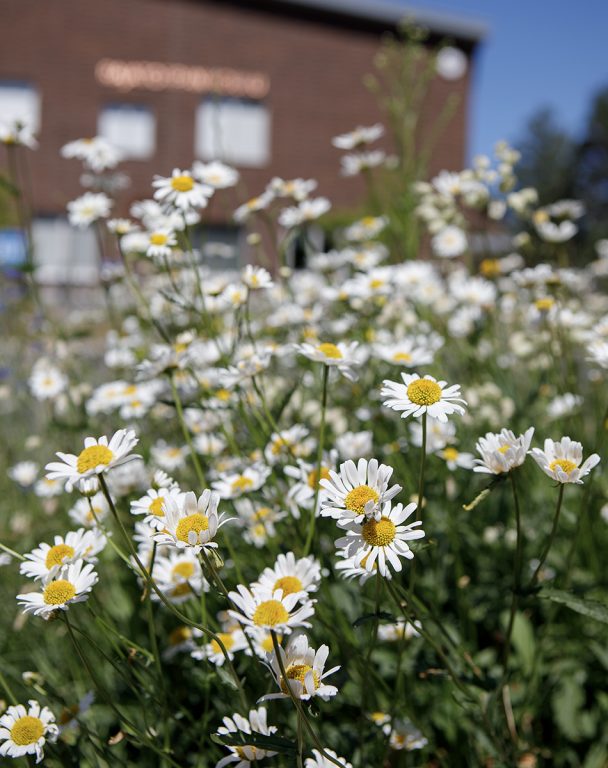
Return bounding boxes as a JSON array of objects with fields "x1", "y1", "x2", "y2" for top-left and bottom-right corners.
[{"x1": 2, "y1": 0, "x2": 479, "y2": 219}]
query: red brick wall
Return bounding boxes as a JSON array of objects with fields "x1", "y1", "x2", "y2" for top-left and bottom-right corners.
[{"x1": 1, "y1": 0, "x2": 473, "y2": 218}]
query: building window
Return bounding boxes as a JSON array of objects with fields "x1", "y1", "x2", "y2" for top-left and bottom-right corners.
[
  {"x1": 0, "y1": 82, "x2": 41, "y2": 132},
  {"x1": 98, "y1": 104, "x2": 155, "y2": 160},
  {"x1": 195, "y1": 97, "x2": 270, "y2": 168}
]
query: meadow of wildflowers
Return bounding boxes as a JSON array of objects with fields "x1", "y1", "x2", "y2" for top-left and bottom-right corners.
[{"x1": 1, "y1": 41, "x2": 608, "y2": 768}]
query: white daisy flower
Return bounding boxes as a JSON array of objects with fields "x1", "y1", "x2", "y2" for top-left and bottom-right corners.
[
  {"x1": 242, "y1": 265, "x2": 274, "y2": 290},
  {"x1": 151, "y1": 551, "x2": 208, "y2": 604},
  {"x1": 431, "y1": 225, "x2": 468, "y2": 258},
  {"x1": 191, "y1": 627, "x2": 248, "y2": 666},
  {"x1": 381, "y1": 373, "x2": 467, "y2": 424},
  {"x1": 377, "y1": 619, "x2": 422, "y2": 642},
  {"x1": 67, "y1": 192, "x2": 112, "y2": 229},
  {"x1": 233, "y1": 191, "x2": 275, "y2": 223},
  {"x1": 212, "y1": 466, "x2": 271, "y2": 500},
  {"x1": 335, "y1": 431, "x2": 373, "y2": 461},
  {"x1": 437, "y1": 446, "x2": 475, "y2": 471},
  {"x1": 332, "y1": 123, "x2": 384, "y2": 150},
  {"x1": 45, "y1": 429, "x2": 140, "y2": 492},
  {"x1": 319, "y1": 457, "x2": 402, "y2": 525},
  {"x1": 334, "y1": 552, "x2": 376, "y2": 584},
  {"x1": 336, "y1": 501, "x2": 424, "y2": 578},
  {"x1": 130, "y1": 487, "x2": 184, "y2": 530},
  {"x1": 473, "y1": 427, "x2": 535, "y2": 475},
  {"x1": 0, "y1": 699, "x2": 58, "y2": 763},
  {"x1": 33, "y1": 476, "x2": 64, "y2": 498},
  {"x1": 146, "y1": 228, "x2": 177, "y2": 259},
  {"x1": 306, "y1": 749, "x2": 353, "y2": 768},
  {"x1": 529, "y1": 437, "x2": 600, "y2": 484},
  {"x1": 0, "y1": 121, "x2": 38, "y2": 149},
  {"x1": 233, "y1": 499, "x2": 287, "y2": 546},
  {"x1": 61, "y1": 136, "x2": 122, "y2": 171},
  {"x1": 264, "y1": 425, "x2": 314, "y2": 466},
  {"x1": 293, "y1": 341, "x2": 362, "y2": 381},
  {"x1": 68, "y1": 492, "x2": 110, "y2": 528},
  {"x1": 153, "y1": 490, "x2": 226, "y2": 552},
  {"x1": 215, "y1": 707, "x2": 278, "y2": 768},
  {"x1": 28, "y1": 364, "x2": 68, "y2": 401},
  {"x1": 264, "y1": 634, "x2": 339, "y2": 701},
  {"x1": 373, "y1": 340, "x2": 434, "y2": 368},
  {"x1": 278, "y1": 197, "x2": 331, "y2": 229},
  {"x1": 17, "y1": 560, "x2": 98, "y2": 618},
  {"x1": 267, "y1": 176, "x2": 317, "y2": 201},
  {"x1": 8, "y1": 461, "x2": 39, "y2": 488},
  {"x1": 192, "y1": 160, "x2": 239, "y2": 189},
  {"x1": 343, "y1": 215, "x2": 387, "y2": 242},
  {"x1": 389, "y1": 718, "x2": 428, "y2": 751},
  {"x1": 152, "y1": 168, "x2": 212, "y2": 210},
  {"x1": 253, "y1": 552, "x2": 322, "y2": 598},
  {"x1": 227, "y1": 585, "x2": 315, "y2": 634},
  {"x1": 20, "y1": 528, "x2": 106, "y2": 581}
]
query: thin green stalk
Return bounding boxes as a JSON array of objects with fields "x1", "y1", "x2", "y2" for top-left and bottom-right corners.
[
  {"x1": 0, "y1": 668, "x2": 18, "y2": 705},
  {"x1": 97, "y1": 474, "x2": 249, "y2": 709},
  {"x1": 529, "y1": 484, "x2": 565, "y2": 587},
  {"x1": 0, "y1": 541, "x2": 25, "y2": 561},
  {"x1": 408, "y1": 412, "x2": 427, "y2": 595},
  {"x1": 170, "y1": 373, "x2": 207, "y2": 488},
  {"x1": 303, "y1": 364, "x2": 329, "y2": 556},
  {"x1": 502, "y1": 470, "x2": 523, "y2": 676}
]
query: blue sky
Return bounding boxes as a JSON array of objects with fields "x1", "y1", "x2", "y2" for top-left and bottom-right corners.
[{"x1": 418, "y1": 0, "x2": 608, "y2": 160}]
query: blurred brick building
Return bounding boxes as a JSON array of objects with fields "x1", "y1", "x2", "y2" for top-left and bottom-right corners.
[{"x1": 0, "y1": 0, "x2": 485, "y2": 281}]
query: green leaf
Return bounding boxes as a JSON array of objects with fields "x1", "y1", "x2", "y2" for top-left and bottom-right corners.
[
  {"x1": 511, "y1": 612, "x2": 535, "y2": 675},
  {"x1": 211, "y1": 731, "x2": 297, "y2": 754},
  {"x1": 539, "y1": 588, "x2": 608, "y2": 624}
]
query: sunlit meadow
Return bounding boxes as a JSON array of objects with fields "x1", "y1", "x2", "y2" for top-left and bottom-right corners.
[{"x1": 1, "y1": 32, "x2": 607, "y2": 768}]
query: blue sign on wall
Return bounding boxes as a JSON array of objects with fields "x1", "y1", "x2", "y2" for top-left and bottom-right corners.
[{"x1": 0, "y1": 228, "x2": 27, "y2": 268}]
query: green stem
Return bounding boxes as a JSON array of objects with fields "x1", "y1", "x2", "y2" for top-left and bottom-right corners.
[
  {"x1": 529, "y1": 484, "x2": 565, "y2": 587},
  {"x1": 303, "y1": 364, "x2": 329, "y2": 556},
  {"x1": 170, "y1": 373, "x2": 207, "y2": 487}
]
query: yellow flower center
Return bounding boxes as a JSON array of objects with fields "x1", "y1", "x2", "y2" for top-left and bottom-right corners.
[
  {"x1": 252, "y1": 506, "x2": 272, "y2": 521},
  {"x1": 317, "y1": 343, "x2": 343, "y2": 359},
  {"x1": 392, "y1": 352, "x2": 412, "y2": 363},
  {"x1": 171, "y1": 582, "x2": 192, "y2": 597},
  {"x1": 237, "y1": 746, "x2": 257, "y2": 759},
  {"x1": 261, "y1": 634, "x2": 277, "y2": 653},
  {"x1": 171, "y1": 175, "x2": 194, "y2": 193},
  {"x1": 361, "y1": 516, "x2": 397, "y2": 547},
  {"x1": 273, "y1": 575, "x2": 303, "y2": 596},
  {"x1": 443, "y1": 447, "x2": 459, "y2": 462},
  {"x1": 211, "y1": 632, "x2": 235, "y2": 655},
  {"x1": 149, "y1": 497, "x2": 166, "y2": 516},
  {"x1": 480, "y1": 258, "x2": 501, "y2": 278},
  {"x1": 281, "y1": 664, "x2": 320, "y2": 693},
  {"x1": 216, "y1": 388, "x2": 231, "y2": 402},
  {"x1": 76, "y1": 445, "x2": 114, "y2": 474},
  {"x1": 361, "y1": 216, "x2": 376, "y2": 227},
  {"x1": 549, "y1": 458, "x2": 577, "y2": 475},
  {"x1": 271, "y1": 437, "x2": 289, "y2": 455},
  {"x1": 172, "y1": 561, "x2": 196, "y2": 580},
  {"x1": 231, "y1": 476, "x2": 254, "y2": 493},
  {"x1": 370, "y1": 278, "x2": 385, "y2": 289},
  {"x1": 252, "y1": 599, "x2": 289, "y2": 627},
  {"x1": 169, "y1": 626, "x2": 192, "y2": 645},
  {"x1": 307, "y1": 466, "x2": 331, "y2": 489},
  {"x1": 175, "y1": 513, "x2": 209, "y2": 544},
  {"x1": 406, "y1": 379, "x2": 442, "y2": 406},
  {"x1": 45, "y1": 543, "x2": 75, "y2": 569},
  {"x1": 43, "y1": 579, "x2": 77, "y2": 605},
  {"x1": 535, "y1": 297, "x2": 554, "y2": 311},
  {"x1": 150, "y1": 233, "x2": 168, "y2": 246},
  {"x1": 10, "y1": 716, "x2": 44, "y2": 746},
  {"x1": 498, "y1": 445, "x2": 511, "y2": 454},
  {"x1": 344, "y1": 485, "x2": 379, "y2": 516}
]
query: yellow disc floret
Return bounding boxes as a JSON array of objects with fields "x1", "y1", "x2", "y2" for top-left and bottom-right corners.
[
  {"x1": 392, "y1": 352, "x2": 412, "y2": 363},
  {"x1": 175, "y1": 513, "x2": 209, "y2": 544},
  {"x1": 281, "y1": 664, "x2": 320, "y2": 694},
  {"x1": 274, "y1": 575, "x2": 303, "y2": 596},
  {"x1": 45, "y1": 543, "x2": 75, "y2": 569},
  {"x1": 149, "y1": 497, "x2": 166, "y2": 516},
  {"x1": 549, "y1": 458, "x2": 577, "y2": 475},
  {"x1": 172, "y1": 561, "x2": 196, "y2": 580},
  {"x1": 210, "y1": 633, "x2": 235, "y2": 655},
  {"x1": 317, "y1": 343, "x2": 343, "y2": 359},
  {"x1": 344, "y1": 485, "x2": 379, "y2": 516},
  {"x1": 43, "y1": 579, "x2": 77, "y2": 605},
  {"x1": 231, "y1": 476, "x2": 254, "y2": 493},
  {"x1": 406, "y1": 379, "x2": 442, "y2": 406},
  {"x1": 361, "y1": 516, "x2": 397, "y2": 547},
  {"x1": 11, "y1": 716, "x2": 44, "y2": 746},
  {"x1": 171, "y1": 175, "x2": 194, "y2": 193},
  {"x1": 307, "y1": 466, "x2": 331, "y2": 489},
  {"x1": 253, "y1": 599, "x2": 289, "y2": 627},
  {"x1": 443, "y1": 447, "x2": 460, "y2": 462},
  {"x1": 76, "y1": 445, "x2": 113, "y2": 474},
  {"x1": 150, "y1": 233, "x2": 168, "y2": 246}
]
